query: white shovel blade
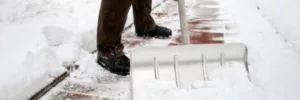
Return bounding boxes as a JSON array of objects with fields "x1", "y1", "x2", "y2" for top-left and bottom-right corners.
[
  {"x1": 129, "y1": 43, "x2": 248, "y2": 99},
  {"x1": 130, "y1": 43, "x2": 247, "y2": 65}
]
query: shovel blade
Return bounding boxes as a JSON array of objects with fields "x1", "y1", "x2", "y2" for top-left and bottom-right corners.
[{"x1": 129, "y1": 43, "x2": 248, "y2": 99}]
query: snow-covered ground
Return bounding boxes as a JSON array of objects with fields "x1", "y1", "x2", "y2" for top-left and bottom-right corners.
[
  {"x1": 253, "y1": 0, "x2": 300, "y2": 54},
  {"x1": 0, "y1": 0, "x2": 300, "y2": 99},
  {"x1": 223, "y1": 0, "x2": 300, "y2": 99},
  {"x1": 0, "y1": 0, "x2": 163, "y2": 99}
]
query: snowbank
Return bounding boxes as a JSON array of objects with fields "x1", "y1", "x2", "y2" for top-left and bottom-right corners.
[
  {"x1": 42, "y1": 26, "x2": 74, "y2": 46},
  {"x1": 253, "y1": 0, "x2": 300, "y2": 54},
  {"x1": 0, "y1": 0, "x2": 164, "y2": 99},
  {"x1": 223, "y1": 0, "x2": 300, "y2": 99},
  {"x1": 0, "y1": 0, "x2": 101, "y2": 99},
  {"x1": 0, "y1": 48, "x2": 66, "y2": 100}
]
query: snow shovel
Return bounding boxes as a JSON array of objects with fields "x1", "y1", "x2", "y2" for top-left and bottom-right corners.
[
  {"x1": 128, "y1": 0, "x2": 249, "y2": 99},
  {"x1": 129, "y1": 43, "x2": 249, "y2": 99}
]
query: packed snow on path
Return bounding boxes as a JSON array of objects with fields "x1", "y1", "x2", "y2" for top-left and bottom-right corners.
[{"x1": 0, "y1": 0, "x2": 300, "y2": 99}]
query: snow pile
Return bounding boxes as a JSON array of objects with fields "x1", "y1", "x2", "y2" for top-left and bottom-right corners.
[
  {"x1": 42, "y1": 26, "x2": 75, "y2": 46},
  {"x1": 39, "y1": 54, "x2": 131, "y2": 100},
  {"x1": 73, "y1": 29, "x2": 97, "y2": 53},
  {"x1": 0, "y1": 21, "x2": 92, "y2": 100},
  {"x1": 33, "y1": 48, "x2": 65, "y2": 77},
  {"x1": 5, "y1": 26, "x2": 94, "y2": 99},
  {"x1": 42, "y1": 25, "x2": 94, "y2": 68},
  {"x1": 0, "y1": 0, "x2": 101, "y2": 99},
  {"x1": 0, "y1": 48, "x2": 66, "y2": 100},
  {"x1": 0, "y1": 0, "x2": 136, "y2": 98},
  {"x1": 42, "y1": 25, "x2": 95, "y2": 66},
  {"x1": 54, "y1": 42, "x2": 89, "y2": 67},
  {"x1": 133, "y1": 62, "x2": 276, "y2": 100}
]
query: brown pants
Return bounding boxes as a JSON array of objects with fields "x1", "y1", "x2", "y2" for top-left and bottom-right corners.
[{"x1": 97, "y1": 0, "x2": 156, "y2": 57}]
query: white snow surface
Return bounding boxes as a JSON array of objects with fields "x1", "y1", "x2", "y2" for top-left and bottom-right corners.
[
  {"x1": 253, "y1": 0, "x2": 300, "y2": 54},
  {"x1": 42, "y1": 26, "x2": 75, "y2": 46},
  {"x1": 133, "y1": 62, "x2": 274, "y2": 100},
  {"x1": 0, "y1": 0, "x2": 163, "y2": 99},
  {"x1": 0, "y1": 0, "x2": 300, "y2": 99},
  {"x1": 223, "y1": 0, "x2": 300, "y2": 99}
]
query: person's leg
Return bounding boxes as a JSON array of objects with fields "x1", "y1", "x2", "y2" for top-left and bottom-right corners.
[
  {"x1": 96, "y1": 0, "x2": 132, "y2": 76},
  {"x1": 97, "y1": 0, "x2": 132, "y2": 57},
  {"x1": 133, "y1": 0, "x2": 172, "y2": 38},
  {"x1": 132, "y1": 0, "x2": 155, "y2": 33}
]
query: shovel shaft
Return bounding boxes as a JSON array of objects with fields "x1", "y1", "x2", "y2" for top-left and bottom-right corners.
[{"x1": 177, "y1": 0, "x2": 190, "y2": 44}]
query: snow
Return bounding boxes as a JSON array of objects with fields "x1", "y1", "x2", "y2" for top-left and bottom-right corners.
[
  {"x1": 0, "y1": 0, "x2": 300, "y2": 99},
  {"x1": 0, "y1": 48, "x2": 65, "y2": 100},
  {"x1": 40, "y1": 54, "x2": 131, "y2": 100},
  {"x1": 0, "y1": 0, "x2": 164, "y2": 99},
  {"x1": 0, "y1": 0, "x2": 102, "y2": 99},
  {"x1": 54, "y1": 42, "x2": 89, "y2": 67},
  {"x1": 73, "y1": 29, "x2": 97, "y2": 53},
  {"x1": 43, "y1": 26, "x2": 74, "y2": 46},
  {"x1": 222, "y1": 0, "x2": 300, "y2": 99},
  {"x1": 0, "y1": 23, "x2": 47, "y2": 99},
  {"x1": 253, "y1": 0, "x2": 300, "y2": 54},
  {"x1": 133, "y1": 62, "x2": 277, "y2": 100}
]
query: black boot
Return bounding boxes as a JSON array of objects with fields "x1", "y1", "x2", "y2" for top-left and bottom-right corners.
[
  {"x1": 136, "y1": 25, "x2": 172, "y2": 38},
  {"x1": 97, "y1": 54, "x2": 130, "y2": 76}
]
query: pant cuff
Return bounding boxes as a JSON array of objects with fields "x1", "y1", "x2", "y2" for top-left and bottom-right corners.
[{"x1": 97, "y1": 44, "x2": 124, "y2": 58}]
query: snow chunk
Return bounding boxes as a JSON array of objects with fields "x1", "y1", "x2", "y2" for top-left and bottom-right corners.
[
  {"x1": 0, "y1": 18, "x2": 3, "y2": 22},
  {"x1": 8, "y1": 48, "x2": 66, "y2": 100},
  {"x1": 36, "y1": 48, "x2": 65, "y2": 77},
  {"x1": 55, "y1": 42, "x2": 89, "y2": 67},
  {"x1": 73, "y1": 29, "x2": 97, "y2": 53},
  {"x1": 43, "y1": 26, "x2": 74, "y2": 46},
  {"x1": 21, "y1": 48, "x2": 64, "y2": 78}
]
